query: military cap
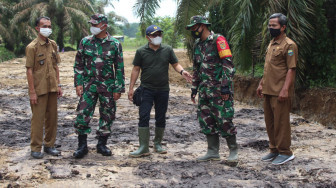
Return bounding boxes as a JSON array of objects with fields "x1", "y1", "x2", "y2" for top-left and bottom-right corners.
[
  {"x1": 88, "y1": 13, "x2": 108, "y2": 24},
  {"x1": 186, "y1": 15, "x2": 211, "y2": 30},
  {"x1": 145, "y1": 25, "x2": 163, "y2": 35}
]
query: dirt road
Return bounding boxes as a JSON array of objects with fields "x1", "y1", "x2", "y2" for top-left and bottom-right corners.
[{"x1": 0, "y1": 51, "x2": 335, "y2": 187}]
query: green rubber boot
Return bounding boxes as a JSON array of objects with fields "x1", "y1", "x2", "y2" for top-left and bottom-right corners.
[
  {"x1": 197, "y1": 134, "x2": 220, "y2": 161},
  {"x1": 153, "y1": 127, "x2": 167, "y2": 154},
  {"x1": 226, "y1": 135, "x2": 238, "y2": 162},
  {"x1": 129, "y1": 127, "x2": 150, "y2": 157}
]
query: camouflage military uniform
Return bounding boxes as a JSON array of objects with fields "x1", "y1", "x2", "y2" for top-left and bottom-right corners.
[
  {"x1": 192, "y1": 32, "x2": 236, "y2": 137},
  {"x1": 74, "y1": 34, "x2": 125, "y2": 136}
]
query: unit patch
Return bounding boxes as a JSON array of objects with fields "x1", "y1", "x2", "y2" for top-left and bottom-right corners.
[
  {"x1": 216, "y1": 36, "x2": 232, "y2": 59},
  {"x1": 288, "y1": 49, "x2": 293, "y2": 56},
  {"x1": 218, "y1": 41, "x2": 226, "y2": 49}
]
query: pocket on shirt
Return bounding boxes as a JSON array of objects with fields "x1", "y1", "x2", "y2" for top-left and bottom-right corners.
[
  {"x1": 33, "y1": 56, "x2": 46, "y2": 93},
  {"x1": 35, "y1": 55, "x2": 46, "y2": 70},
  {"x1": 202, "y1": 56, "x2": 218, "y2": 70},
  {"x1": 271, "y1": 50, "x2": 284, "y2": 64},
  {"x1": 103, "y1": 53, "x2": 115, "y2": 63}
]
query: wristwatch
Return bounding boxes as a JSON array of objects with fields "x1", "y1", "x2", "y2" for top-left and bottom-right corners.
[
  {"x1": 180, "y1": 69, "x2": 184, "y2": 75},
  {"x1": 58, "y1": 84, "x2": 62, "y2": 87}
]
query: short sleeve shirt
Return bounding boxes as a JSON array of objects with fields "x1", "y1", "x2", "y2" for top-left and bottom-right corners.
[
  {"x1": 262, "y1": 34, "x2": 298, "y2": 96},
  {"x1": 26, "y1": 36, "x2": 61, "y2": 96},
  {"x1": 132, "y1": 43, "x2": 178, "y2": 91}
]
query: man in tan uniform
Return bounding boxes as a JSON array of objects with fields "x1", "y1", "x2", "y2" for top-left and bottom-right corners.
[
  {"x1": 256, "y1": 13, "x2": 298, "y2": 165},
  {"x1": 26, "y1": 16, "x2": 62, "y2": 159}
]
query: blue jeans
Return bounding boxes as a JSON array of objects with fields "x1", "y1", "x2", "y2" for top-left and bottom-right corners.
[{"x1": 138, "y1": 87, "x2": 169, "y2": 127}]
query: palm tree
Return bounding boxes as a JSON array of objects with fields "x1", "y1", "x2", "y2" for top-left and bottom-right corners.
[
  {"x1": 133, "y1": 0, "x2": 161, "y2": 36},
  {"x1": 134, "y1": 0, "x2": 333, "y2": 87},
  {"x1": 11, "y1": 0, "x2": 95, "y2": 51},
  {"x1": 0, "y1": 0, "x2": 15, "y2": 50}
]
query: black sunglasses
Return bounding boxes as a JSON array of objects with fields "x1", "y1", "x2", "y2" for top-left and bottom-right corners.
[{"x1": 149, "y1": 32, "x2": 162, "y2": 37}]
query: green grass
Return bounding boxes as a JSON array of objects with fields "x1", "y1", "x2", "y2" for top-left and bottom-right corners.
[
  {"x1": 0, "y1": 44, "x2": 16, "y2": 62},
  {"x1": 120, "y1": 37, "x2": 185, "y2": 51},
  {"x1": 121, "y1": 37, "x2": 148, "y2": 51}
]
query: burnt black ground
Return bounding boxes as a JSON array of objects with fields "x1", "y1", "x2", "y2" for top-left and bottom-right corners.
[{"x1": 0, "y1": 52, "x2": 335, "y2": 187}]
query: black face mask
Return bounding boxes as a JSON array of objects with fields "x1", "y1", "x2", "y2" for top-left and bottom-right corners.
[
  {"x1": 191, "y1": 25, "x2": 203, "y2": 39},
  {"x1": 269, "y1": 28, "x2": 281, "y2": 38}
]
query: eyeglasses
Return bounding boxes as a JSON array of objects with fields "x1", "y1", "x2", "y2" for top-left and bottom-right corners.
[{"x1": 149, "y1": 32, "x2": 162, "y2": 37}]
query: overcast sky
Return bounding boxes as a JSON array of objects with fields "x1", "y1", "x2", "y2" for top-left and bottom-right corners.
[{"x1": 104, "y1": 0, "x2": 178, "y2": 23}]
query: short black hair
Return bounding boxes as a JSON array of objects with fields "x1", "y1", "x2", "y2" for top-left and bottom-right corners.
[
  {"x1": 35, "y1": 16, "x2": 50, "y2": 27},
  {"x1": 269, "y1": 13, "x2": 287, "y2": 26}
]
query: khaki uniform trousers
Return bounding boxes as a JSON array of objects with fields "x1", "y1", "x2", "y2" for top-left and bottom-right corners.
[
  {"x1": 30, "y1": 92, "x2": 58, "y2": 152},
  {"x1": 264, "y1": 95, "x2": 293, "y2": 156}
]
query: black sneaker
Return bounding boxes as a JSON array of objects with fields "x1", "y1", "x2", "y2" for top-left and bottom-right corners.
[
  {"x1": 31, "y1": 151, "x2": 44, "y2": 159},
  {"x1": 272, "y1": 154, "x2": 295, "y2": 165},
  {"x1": 44, "y1": 147, "x2": 61, "y2": 156},
  {"x1": 261, "y1": 152, "x2": 279, "y2": 162}
]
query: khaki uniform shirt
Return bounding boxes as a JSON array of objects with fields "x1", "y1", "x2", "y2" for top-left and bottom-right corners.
[
  {"x1": 26, "y1": 36, "x2": 61, "y2": 96},
  {"x1": 262, "y1": 34, "x2": 298, "y2": 96}
]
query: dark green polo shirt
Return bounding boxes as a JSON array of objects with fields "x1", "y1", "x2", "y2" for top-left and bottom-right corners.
[{"x1": 133, "y1": 43, "x2": 178, "y2": 91}]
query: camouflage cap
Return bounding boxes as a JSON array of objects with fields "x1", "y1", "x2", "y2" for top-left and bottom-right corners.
[
  {"x1": 186, "y1": 15, "x2": 211, "y2": 30},
  {"x1": 88, "y1": 13, "x2": 108, "y2": 24}
]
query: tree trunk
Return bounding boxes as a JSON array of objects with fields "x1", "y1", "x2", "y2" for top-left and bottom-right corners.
[
  {"x1": 56, "y1": 12, "x2": 64, "y2": 52},
  {"x1": 252, "y1": 60, "x2": 255, "y2": 77}
]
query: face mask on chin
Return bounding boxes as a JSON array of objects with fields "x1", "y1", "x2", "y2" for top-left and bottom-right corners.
[
  {"x1": 149, "y1": 36, "x2": 162, "y2": 45},
  {"x1": 90, "y1": 24, "x2": 105, "y2": 35},
  {"x1": 269, "y1": 28, "x2": 281, "y2": 38},
  {"x1": 40, "y1": 28, "x2": 52, "y2": 38}
]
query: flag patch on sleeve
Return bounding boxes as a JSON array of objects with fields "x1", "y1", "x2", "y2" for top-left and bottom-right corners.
[{"x1": 216, "y1": 36, "x2": 232, "y2": 59}]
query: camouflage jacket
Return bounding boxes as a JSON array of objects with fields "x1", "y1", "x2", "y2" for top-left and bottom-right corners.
[
  {"x1": 192, "y1": 32, "x2": 235, "y2": 98},
  {"x1": 74, "y1": 34, "x2": 125, "y2": 93}
]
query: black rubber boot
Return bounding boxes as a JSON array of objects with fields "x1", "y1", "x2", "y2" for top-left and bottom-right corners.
[
  {"x1": 97, "y1": 136, "x2": 112, "y2": 156},
  {"x1": 73, "y1": 134, "x2": 88, "y2": 159}
]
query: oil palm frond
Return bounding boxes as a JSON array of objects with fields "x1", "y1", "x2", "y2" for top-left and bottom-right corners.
[
  {"x1": 13, "y1": 0, "x2": 40, "y2": 11},
  {"x1": 0, "y1": 24, "x2": 12, "y2": 45},
  {"x1": 133, "y1": 0, "x2": 161, "y2": 35}
]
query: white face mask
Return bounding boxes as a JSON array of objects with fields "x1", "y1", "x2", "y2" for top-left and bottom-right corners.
[
  {"x1": 150, "y1": 36, "x2": 162, "y2": 45},
  {"x1": 90, "y1": 24, "x2": 105, "y2": 35},
  {"x1": 40, "y1": 28, "x2": 52, "y2": 37}
]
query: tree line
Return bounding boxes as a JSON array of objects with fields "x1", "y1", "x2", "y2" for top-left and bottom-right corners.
[
  {"x1": 0, "y1": 0, "x2": 335, "y2": 88},
  {"x1": 0, "y1": 0, "x2": 127, "y2": 55},
  {"x1": 134, "y1": 0, "x2": 335, "y2": 88}
]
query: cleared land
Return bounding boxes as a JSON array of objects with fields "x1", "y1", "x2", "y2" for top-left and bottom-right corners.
[{"x1": 0, "y1": 51, "x2": 335, "y2": 187}]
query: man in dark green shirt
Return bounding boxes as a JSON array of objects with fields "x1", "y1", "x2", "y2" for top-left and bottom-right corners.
[{"x1": 128, "y1": 25, "x2": 192, "y2": 157}]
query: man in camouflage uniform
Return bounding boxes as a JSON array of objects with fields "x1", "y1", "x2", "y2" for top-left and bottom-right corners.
[
  {"x1": 186, "y1": 15, "x2": 238, "y2": 162},
  {"x1": 73, "y1": 14, "x2": 125, "y2": 158}
]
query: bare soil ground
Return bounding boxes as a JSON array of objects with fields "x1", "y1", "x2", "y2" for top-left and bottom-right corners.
[{"x1": 0, "y1": 51, "x2": 335, "y2": 187}]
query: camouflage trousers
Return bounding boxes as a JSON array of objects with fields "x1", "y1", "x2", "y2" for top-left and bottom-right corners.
[
  {"x1": 197, "y1": 96, "x2": 237, "y2": 137},
  {"x1": 74, "y1": 90, "x2": 116, "y2": 136}
]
